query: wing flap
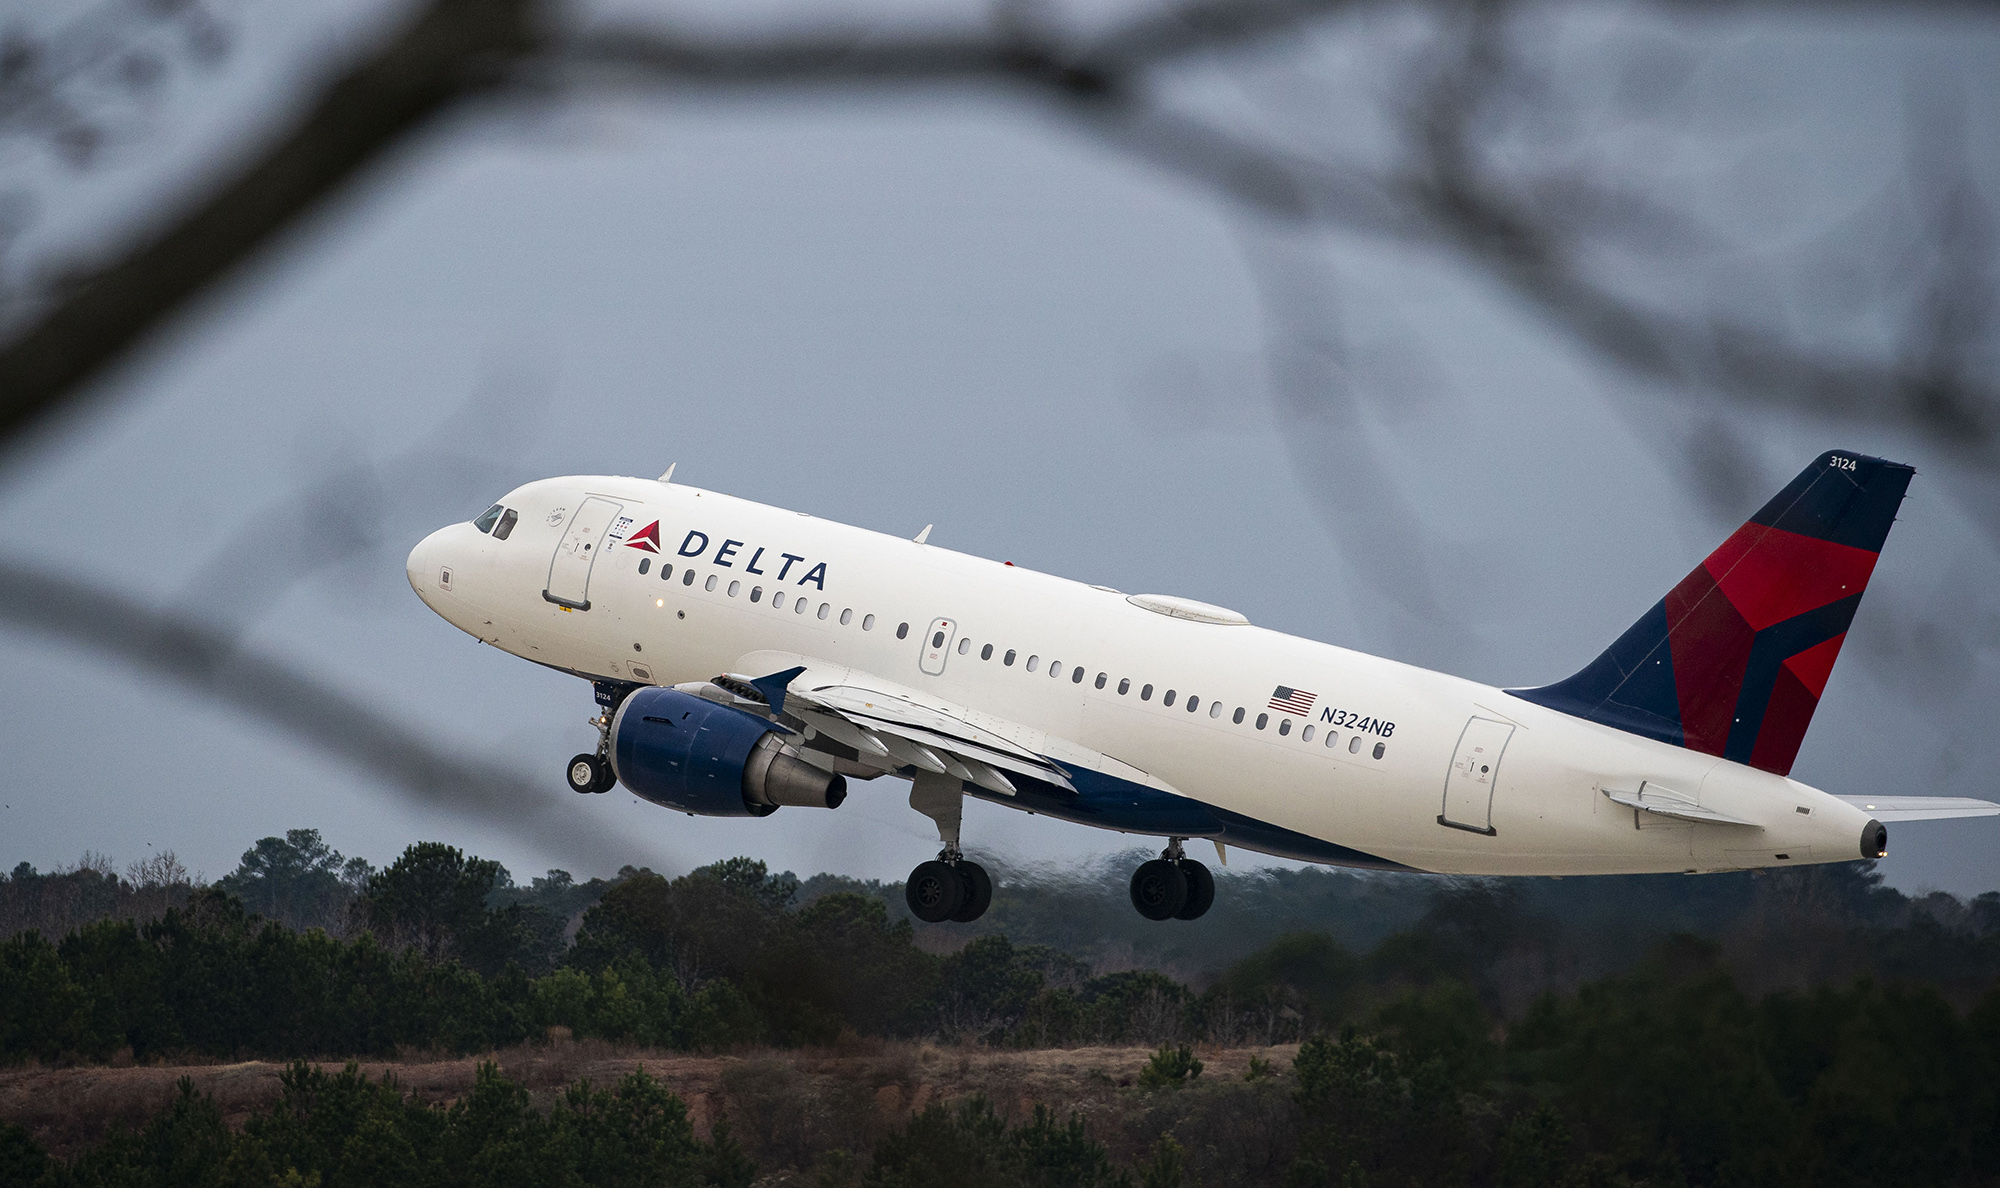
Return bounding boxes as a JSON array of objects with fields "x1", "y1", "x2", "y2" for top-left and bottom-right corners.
[{"x1": 724, "y1": 651, "x2": 1185, "y2": 799}]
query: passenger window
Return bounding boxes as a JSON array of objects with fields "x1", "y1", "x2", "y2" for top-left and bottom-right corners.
[
  {"x1": 1004, "y1": 649, "x2": 1016, "y2": 666},
  {"x1": 1163, "y1": 690, "x2": 1176, "y2": 707},
  {"x1": 493, "y1": 509, "x2": 518, "y2": 540},
  {"x1": 864, "y1": 614, "x2": 876, "y2": 631},
  {"x1": 1302, "y1": 724, "x2": 1315, "y2": 742},
  {"x1": 1256, "y1": 713, "x2": 1268, "y2": 730},
  {"x1": 773, "y1": 591, "x2": 786, "y2": 608},
  {"x1": 1186, "y1": 696, "x2": 1199, "y2": 712},
  {"x1": 1027, "y1": 656, "x2": 1039, "y2": 672},
  {"x1": 1233, "y1": 707, "x2": 1245, "y2": 725},
  {"x1": 1050, "y1": 662, "x2": 1063, "y2": 679},
  {"x1": 840, "y1": 608, "x2": 853, "y2": 626},
  {"x1": 1073, "y1": 668, "x2": 1085, "y2": 684},
  {"x1": 728, "y1": 580, "x2": 740, "y2": 597},
  {"x1": 1279, "y1": 719, "x2": 1291, "y2": 736},
  {"x1": 818, "y1": 603, "x2": 829, "y2": 619},
  {"x1": 705, "y1": 575, "x2": 718, "y2": 592},
  {"x1": 1094, "y1": 672, "x2": 1107, "y2": 689},
  {"x1": 1118, "y1": 678, "x2": 1130, "y2": 695},
  {"x1": 1350, "y1": 735, "x2": 1363, "y2": 753},
  {"x1": 982, "y1": 644, "x2": 994, "y2": 660},
  {"x1": 897, "y1": 622, "x2": 909, "y2": 639},
  {"x1": 751, "y1": 586, "x2": 763, "y2": 603},
  {"x1": 1141, "y1": 684, "x2": 1153, "y2": 700},
  {"x1": 797, "y1": 599, "x2": 809, "y2": 615},
  {"x1": 1373, "y1": 742, "x2": 1386, "y2": 760},
  {"x1": 1210, "y1": 703, "x2": 1222, "y2": 719},
  {"x1": 638, "y1": 559, "x2": 651, "y2": 575},
  {"x1": 958, "y1": 637, "x2": 971, "y2": 655},
  {"x1": 473, "y1": 504, "x2": 502, "y2": 533},
  {"x1": 661, "y1": 564, "x2": 673, "y2": 581},
  {"x1": 683, "y1": 570, "x2": 696, "y2": 587},
  {"x1": 1326, "y1": 732, "x2": 1338, "y2": 748},
  {"x1": 933, "y1": 631, "x2": 946, "y2": 648}
]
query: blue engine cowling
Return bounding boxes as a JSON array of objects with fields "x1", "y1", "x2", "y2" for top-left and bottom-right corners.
[{"x1": 609, "y1": 686, "x2": 847, "y2": 816}]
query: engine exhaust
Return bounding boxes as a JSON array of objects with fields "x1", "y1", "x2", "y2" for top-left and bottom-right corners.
[{"x1": 744, "y1": 734, "x2": 848, "y2": 809}]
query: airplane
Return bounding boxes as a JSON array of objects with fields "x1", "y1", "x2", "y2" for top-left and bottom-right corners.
[{"x1": 407, "y1": 450, "x2": 1998, "y2": 924}]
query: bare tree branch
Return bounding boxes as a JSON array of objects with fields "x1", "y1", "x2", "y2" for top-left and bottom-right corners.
[
  {"x1": 0, "y1": 0, "x2": 534, "y2": 446},
  {"x1": 0, "y1": 556, "x2": 649, "y2": 870}
]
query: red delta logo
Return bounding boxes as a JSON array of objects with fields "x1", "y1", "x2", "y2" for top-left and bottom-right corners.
[{"x1": 624, "y1": 521, "x2": 661, "y2": 553}]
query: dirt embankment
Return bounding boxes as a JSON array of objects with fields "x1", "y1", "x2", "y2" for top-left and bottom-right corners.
[{"x1": 1, "y1": 1039, "x2": 1300, "y2": 1160}]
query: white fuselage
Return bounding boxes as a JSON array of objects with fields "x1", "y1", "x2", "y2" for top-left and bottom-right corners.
[{"x1": 409, "y1": 475, "x2": 1872, "y2": 876}]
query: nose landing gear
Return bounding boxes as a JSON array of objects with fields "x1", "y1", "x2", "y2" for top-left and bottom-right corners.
[
  {"x1": 567, "y1": 700, "x2": 619, "y2": 794},
  {"x1": 903, "y1": 772, "x2": 993, "y2": 923},
  {"x1": 1129, "y1": 838, "x2": 1214, "y2": 921}
]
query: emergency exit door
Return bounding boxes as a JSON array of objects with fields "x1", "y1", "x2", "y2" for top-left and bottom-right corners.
[
  {"x1": 544, "y1": 497, "x2": 623, "y2": 610},
  {"x1": 918, "y1": 618, "x2": 957, "y2": 676},
  {"x1": 1438, "y1": 716, "x2": 1515, "y2": 836}
]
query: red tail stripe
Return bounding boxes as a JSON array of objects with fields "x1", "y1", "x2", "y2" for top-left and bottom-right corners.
[{"x1": 1704, "y1": 524, "x2": 1879, "y2": 632}]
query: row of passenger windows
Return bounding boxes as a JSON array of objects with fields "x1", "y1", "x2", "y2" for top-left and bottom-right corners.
[
  {"x1": 940, "y1": 633, "x2": 1389, "y2": 761},
  {"x1": 650, "y1": 559, "x2": 1385, "y2": 762},
  {"x1": 645, "y1": 559, "x2": 900, "y2": 634}
]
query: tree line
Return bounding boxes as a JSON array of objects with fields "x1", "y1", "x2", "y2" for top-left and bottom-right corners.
[{"x1": 7, "y1": 832, "x2": 2000, "y2": 1183}]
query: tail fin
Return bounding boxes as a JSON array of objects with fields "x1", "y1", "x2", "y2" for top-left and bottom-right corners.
[{"x1": 1510, "y1": 450, "x2": 1913, "y2": 776}]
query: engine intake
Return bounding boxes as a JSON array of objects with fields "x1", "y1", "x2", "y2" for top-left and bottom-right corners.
[
  {"x1": 1861, "y1": 819, "x2": 1888, "y2": 860},
  {"x1": 610, "y1": 686, "x2": 846, "y2": 816}
]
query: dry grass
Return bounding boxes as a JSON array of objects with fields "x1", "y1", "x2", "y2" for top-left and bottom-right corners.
[{"x1": 0, "y1": 1038, "x2": 1299, "y2": 1161}]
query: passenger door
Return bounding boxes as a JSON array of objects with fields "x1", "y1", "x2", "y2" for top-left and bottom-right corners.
[
  {"x1": 1438, "y1": 716, "x2": 1514, "y2": 836},
  {"x1": 544, "y1": 496, "x2": 623, "y2": 610}
]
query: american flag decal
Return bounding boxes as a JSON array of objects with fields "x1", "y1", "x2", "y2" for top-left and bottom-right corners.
[{"x1": 1269, "y1": 686, "x2": 1316, "y2": 716}]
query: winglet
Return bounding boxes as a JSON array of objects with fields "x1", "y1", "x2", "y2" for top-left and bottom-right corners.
[
  {"x1": 914, "y1": 524, "x2": 932, "y2": 544},
  {"x1": 659, "y1": 463, "x2": 676, "y2": 484},
  {"x1": 748, "y1": 665, "x2": 807, "y2": 716}
]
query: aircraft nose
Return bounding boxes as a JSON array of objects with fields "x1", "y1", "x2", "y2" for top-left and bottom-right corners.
[{"x1": 407, "y1": 526, "x2": 454, "y2": 604}]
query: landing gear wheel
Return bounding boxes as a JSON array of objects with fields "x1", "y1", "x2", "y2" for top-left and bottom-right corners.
[
  {"x1": 906, "y1": 860, "x2": 965, "y2": 923},
  {"x1": 1174, "y1": 860, "x2": 1215, "y2": 920},
  {"x1": 1130, "y1": 858, "x2": 1189, "y2": 921},
  {"x1": 950, "y1": 861, "x2": 993, "y2": 922},
  {"x1": 567, "y1": 753, "x2": 609, "y2": 795}
]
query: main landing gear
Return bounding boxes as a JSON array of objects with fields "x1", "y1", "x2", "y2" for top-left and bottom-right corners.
[
  {"x1": 567, "y1": 701, "x2": 618, "y2": 794},
  {"x1": 903, "y1": 772, "x2": 993, "y2": 923},
  {"x1": 1129, "y1": 838, "x2": 1215, "y2": 921}
]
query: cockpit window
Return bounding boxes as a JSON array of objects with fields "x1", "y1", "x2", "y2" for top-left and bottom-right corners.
[
  {"x1": 492, "y1": 509, "x2": 518, "y2": 540},
  {"x1": 473, "y1": 504, "x2": 503, "y2": 534}
]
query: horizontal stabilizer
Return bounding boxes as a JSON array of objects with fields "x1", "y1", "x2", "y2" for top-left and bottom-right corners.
[
  {"x1": 1603, "y1": 784, "x2": 1758, "y2": 827},
  {"x1": 1835, "y1": 795, "x2": 2000, "y2": 822}
]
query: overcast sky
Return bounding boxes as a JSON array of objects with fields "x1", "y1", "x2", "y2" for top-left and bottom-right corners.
[{"x1": 3, "y1": 0, "x2": 1998, "y2": 896}]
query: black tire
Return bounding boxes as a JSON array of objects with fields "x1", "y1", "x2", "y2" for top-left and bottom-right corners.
[
  {"x1": 1174, "y1": 859, "x2": 1215, "y2": 920},
  {"x1": 1130, "y1": 858, "x2": 1188, "y2": 921},
  {"x1": 591, "y1": 758, "x2": 619, "y2": 794},
  {"x1": 906, "y1": 860, "x2": 965, "y2": 923},
  {"x1": 950, "y1": 861, "x2": 993, "y2": 922},
  {"x1": 567, "y1": 753, "x2": 605, "y2": 795}
]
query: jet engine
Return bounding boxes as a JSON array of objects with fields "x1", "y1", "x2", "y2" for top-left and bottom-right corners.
[{"x1": 609, "y1": 686, "x2": 847, "y2": 816}]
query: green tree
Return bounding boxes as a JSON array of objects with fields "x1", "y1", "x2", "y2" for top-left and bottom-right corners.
[{"x1": 217, "y1": 828, "x2": 372, "y2": 932}]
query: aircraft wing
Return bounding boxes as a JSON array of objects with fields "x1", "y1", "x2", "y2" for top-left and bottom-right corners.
[
  {"x1": 704, "y1": 651, "x2": 1187, "y2": 801},
  {"x1": 1835, "y1": 795, "x2": 2000, "y2": 822}
]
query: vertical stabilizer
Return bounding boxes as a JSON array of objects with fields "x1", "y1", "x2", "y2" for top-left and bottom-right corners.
[{"x1": 1509, "y1": 450, "x2": 1913, "y2": 775}]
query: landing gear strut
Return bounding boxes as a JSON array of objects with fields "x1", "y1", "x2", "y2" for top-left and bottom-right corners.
[
  {"x1": 904, "y1": 772, "x2": 993, "y2": 923},
  {"x1": 1129, "y1": 838, "x2": 1214, "y2": 921},
  {"x1": 567, "y1": 685, "x2": 626, "y2": 794}
]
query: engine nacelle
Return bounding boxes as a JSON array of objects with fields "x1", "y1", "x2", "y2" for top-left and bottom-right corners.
[{"x1": 609, "y1": 686, "x2": 847, "y2": 816}]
